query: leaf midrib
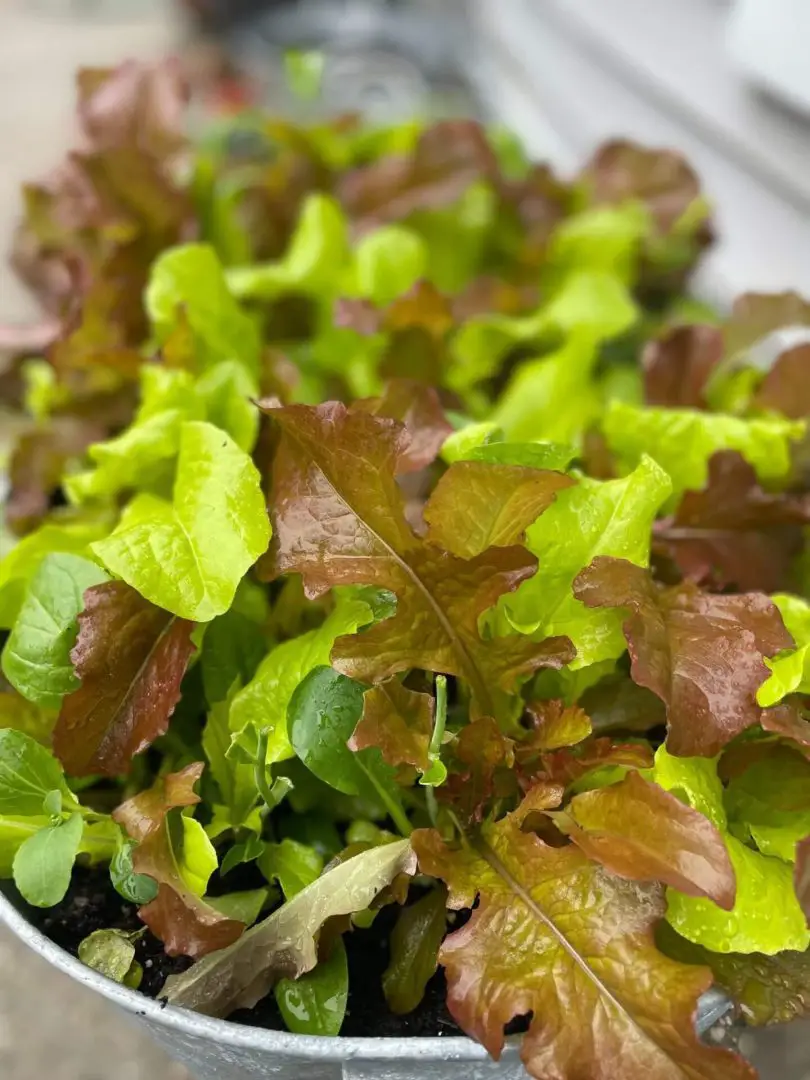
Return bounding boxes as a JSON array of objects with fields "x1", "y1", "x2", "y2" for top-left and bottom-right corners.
[
  {"x1": 283, "y1": 425, "x2": 494, "y2": 713},
  {"x1": 475, "y1": 835, "x2": 688, "y2": 1076}
]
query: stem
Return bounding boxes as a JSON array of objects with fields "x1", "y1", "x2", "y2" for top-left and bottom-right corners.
[
  {"x1": 254, "y1": 731, "x2": 293, "y2": 814},
  {"x1": 429, "y1": 675, "x2": 448, "y2": 760},
  {"x1": 356, "y1": 759, "x2": 413, "y2": 837}
]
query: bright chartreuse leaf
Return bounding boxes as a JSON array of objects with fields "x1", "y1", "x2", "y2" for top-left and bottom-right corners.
[
  {"x1": 176, "y1": 815, "x2": 218, "y2": 897},
  {"x1": 1, "y1": 553, "x2": 110, "y2": 710},
  {"x1": 488, "y1": 335, "x2": 601, "y2": 445},
  {"x1": 492, "y1": 455, "x2": 672, "y2": 668},
  {"x1": 651, "y1": 750, "x2": 810, "y2": 954},
  {"x1": 288, "y1": 667, "x2": 410, "y2": 834},
  {"x1": 195, "y1": 360, "x2": 260, "y2": 453},
  {"x1": 226, "y1": 194, "x2": 349, "y2": 301},
  {"x1": 65, "y1": 367, "x2": 205, "y2": 504},
  {"x1": 259, "y1": 838, "x2": 323, "y2": 900},
  {"x1": 441, "y1": 422, "x2": 502, "y2": 463},
  {"x1": 275, "y1": 939, "x2": 349, "y2": 1036},
  {"x1": 146, "y1": 243, "x2": 261, "y2": 376},
  {"x1": 451, "y1": 271, "x2": 639, "y2": 395},
  {"x1": 12, "y1": 811, "x2": 84, "y2": 907},
  {"x1": 228, "y1": 597, "x2": 372, "y2": 767},
  {"x1": 604, "y1": 401, "x2": 804, "y2": 496},
  {"x1": 649, "y1": 746, "x2": 726, "y2": 830},
  {"x1": 666, "y1": 836, "x2": 810, "y2": 955},
  {"x1": 0, "y1": 519, "x2": 110, "y2": 630},
  {"x1": 0, "y1": 729, "x2": 77, "y2": 817},
  {"x1": 348, "y1": 226, "x2": 427, "y2": 306},
  {"x1": 758, "y1": 594, "x2": 810, "y2": 707},
  {"x1": 545, "y1": 203, "x2": 650, "y2": 286},
  {"x1": 91, "y1": 421, "x2": 270, "y2": 622}
]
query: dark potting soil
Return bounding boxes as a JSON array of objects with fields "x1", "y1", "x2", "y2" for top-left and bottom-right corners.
[{"x1": 26, "y1": 866, "x2": 464, "y2": 1038}]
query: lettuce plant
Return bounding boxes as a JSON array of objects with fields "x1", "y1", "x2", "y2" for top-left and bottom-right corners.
[{"x1": 2, "y1": 59, "x2": 810, "y2": 1080}]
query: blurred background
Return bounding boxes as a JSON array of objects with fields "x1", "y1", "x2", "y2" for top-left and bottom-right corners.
[{"x1": 1, "y1": 0, "x2": 810, "y2": 1077}]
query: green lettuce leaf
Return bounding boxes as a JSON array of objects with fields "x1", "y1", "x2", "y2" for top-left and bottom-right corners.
[
  {"x1": 0, "y1": 518, "x2": 110, "y2": 629},
  {"x1": 2, "y1": 553, "x2": 110, "y2": 709},
  {"x1": 226, "y1": 194, "x2": 349, "y2": 301},
  {"x1": 652, "y1": 748, "x2": 810, "y2": 954},
  {"x1": 491, "y1": 455, "x2": 672, "y2": 668},
  {"x1": 146, "y1": 243, "x2": 261, "y2": 376},
  {"x1": 228, "y1": 597, "x2": 372, "y2": 767},
  {"x1": 91, "y1": 421, "x2": 270, "y2": 622},
  {"x1": 758, "y1": 594, "x2": 810, "y2": 707},
  {"x1": 605, "y1": 401, "x2": 804, "y2": 496}
]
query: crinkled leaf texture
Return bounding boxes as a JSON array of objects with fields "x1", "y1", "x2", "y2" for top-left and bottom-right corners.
[
  {"x1": 92, "y1": 420, "x2": 270, "y2": 622},
  {"x1": 758, "y1": 595, "x2": 810, "y2": 707},
  {"x1": 413, "y1": 807, "x2": 752, "y2": 1080},
  {"x1": 423, "y1": 461, "x2": 574, "y2": 559},
  {"x1": 162, "y1": 838, "x2": 416, "y2": 1017},
  {"x1": 260, "y1": 401, "x2": 573, "y2": 718},
  {"x1": 492, "y1": 455, "x2": 671, "y2": 670},
  {"x1": 561, "y1": 770, "x2": 736, "y2": 907},
  {"x1": 53, "y1": 581, "x2": 195, "y2": 777},
  {"x1": 1, "y1": 553, "x2": 110, "y2": 710},
  {"x1": 655, "y1": 451, "x2": 810, "y2": 593},
  {"x1": 146, "y1": 243, "x2": 261, "y2": 375},
  {"x1": 574, "y1": 557, "x2": 792, "y2": 756},
  {"x1": 650, "y1": 750, "x2": 810, "y2": 955},
  {"x1": 605, "y1": 401, "x2": 803, "y2": 496},
  {"x1": 350, "y1": 677, "x2": 435, "y2": 773},
  {"x1": 113, "y1": 763, "x2": 245, "y2": 958}
]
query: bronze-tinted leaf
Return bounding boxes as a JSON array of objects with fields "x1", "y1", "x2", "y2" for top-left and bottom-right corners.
[
  {"x1": 561, "y1": 770, "x2": 736, "y2": 907},
  {"x1": 424, "y1": 463, "x2": 574, "y2": 559},
  {"x1": 581, "y1": 139, "x2": 704, "y2": 234},
  {"x1": 6, "y1": 418, "x2": 105, "y2": 535},
  {"x1": 643, "y1": 325, "x2": 723, "y2": 409},
  {"x1": 76, "y1": 59, "x2": 189, "y2": 159},
  {"x1": 349, "y1": 679, "x2": 434, "y2": 773},
  {"x1": 413, "y1": 810, "x2": 752, "y2": 1080},
  {"x1": 260, "y1": 402, "x2": 574, "y2": 718},
  {"x1": 354, "y1": 378, "x2": 452, "y2": 474},
  {"x1": 725, "y1": 291, "x2": 810, "y2": 362},
  {"x1": 440, "y1": 717, "x2": 516, "y2": 824},
  {"x1": 574, "y1": 557, "x2": 792, "y2": 756},
  {"x1": 113, "y1": 763, "x2": 245, "y2": 958},
  {"x1": 795, "y1": 836, "x2": 810, "y2": 925},
  {"x1": 339, "y1": 120, "x2": 498, "y2": 233},
  {"x1": 54, "y1": 581, "x2": 195, "y2": 776},
  {"x1": 525, "y1": 736, "x2": 654, "y2": 789},
  {"x1": 754, "y1": 343, "x2": 810, "y2": 419},
  {"x1": 518, "y1": 699, "x2": 592, "y2": 754},
  {"x1": 654, "y1": 451, "x2": 810, "y2": 593}
]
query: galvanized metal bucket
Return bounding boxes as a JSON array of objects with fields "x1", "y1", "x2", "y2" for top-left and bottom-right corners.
[{"x1": 0, "y1": 882, "x2": 737, "y2": 1080}]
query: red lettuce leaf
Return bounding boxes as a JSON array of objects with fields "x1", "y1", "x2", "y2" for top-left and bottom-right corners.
[
  {"x1": 574, "y1": 557, "x2": 792, "y2": 756},
  {"x1": 654, "y1": 451, "x2": 810, "y2": 593},
  {"x1": 260, "y1": 401, "x2": 574, "y2": 717},
  {"x1": 54, "y1": 581, "x2": 195, "y2": 777}
]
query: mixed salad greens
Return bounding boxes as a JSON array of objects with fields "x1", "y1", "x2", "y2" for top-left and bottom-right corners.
[{"x1": 3, "y1": 57, "x2": 810, "y2": 1080}]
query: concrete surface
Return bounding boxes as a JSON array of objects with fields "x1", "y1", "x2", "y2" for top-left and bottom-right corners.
[{"x1": 0, "y1": 11, "x2": 190, "y2": 1078}]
